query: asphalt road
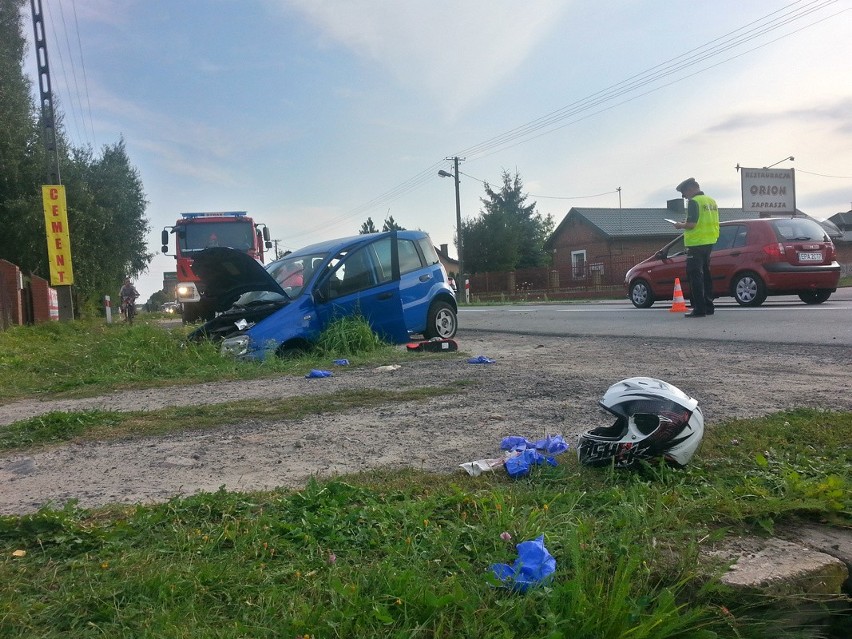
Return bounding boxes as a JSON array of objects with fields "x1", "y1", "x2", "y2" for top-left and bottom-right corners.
[{"x1": 458, "y1": 287, "x2": 852, "y2": 346}]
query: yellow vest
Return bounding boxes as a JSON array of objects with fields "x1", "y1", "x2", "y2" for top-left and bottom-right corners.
[{"x1": 684, "y1": 194, "x2": 719, "y2": 246}]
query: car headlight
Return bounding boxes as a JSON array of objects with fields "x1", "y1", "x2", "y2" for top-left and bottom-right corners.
[{"x1": 221, "y1": 335, "x2": 250, "y2": 357}]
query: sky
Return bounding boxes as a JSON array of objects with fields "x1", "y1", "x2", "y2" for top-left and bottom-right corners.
[{"x1": 21, "y1": 0, "x2": 852, "y2": 301}]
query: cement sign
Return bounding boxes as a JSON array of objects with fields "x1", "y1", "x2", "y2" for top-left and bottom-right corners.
[{"x1": 740, "y1": 168, "x2": 796, "y2": 214}]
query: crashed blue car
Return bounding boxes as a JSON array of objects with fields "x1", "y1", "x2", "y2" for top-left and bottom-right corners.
[{"x1": 188, "y1": 230, "x2": 458, "y2": 359}]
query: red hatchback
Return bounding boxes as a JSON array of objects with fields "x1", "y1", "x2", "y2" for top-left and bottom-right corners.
[{"x1": 625, "y1": 217, "x2": 841, "y2": 308}]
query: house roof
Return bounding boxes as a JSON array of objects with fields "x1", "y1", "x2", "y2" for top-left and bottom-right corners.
[
  {"x1": 547, "y1": 207, "x2": 760, "y2": 247},
  {"x1": 828, "y1": 211, "x2": 852, "y2": 228},
  {"x1": 547, "y1": 206, "x2": 846, "y2": 246}
]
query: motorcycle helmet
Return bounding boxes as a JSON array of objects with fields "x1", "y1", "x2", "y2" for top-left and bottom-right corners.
[{"x1": 577, "y1": 377, "x2": 704, "y2": 468}]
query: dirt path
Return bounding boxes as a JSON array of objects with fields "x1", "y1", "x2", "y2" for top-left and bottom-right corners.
[{"x1": 3, "y1": 331, "x2": 851, "y2": 515}]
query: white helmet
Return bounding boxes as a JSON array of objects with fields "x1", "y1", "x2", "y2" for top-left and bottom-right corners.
[{"x1": 577, "y1": 377, "x2": 704, "y2": 468}]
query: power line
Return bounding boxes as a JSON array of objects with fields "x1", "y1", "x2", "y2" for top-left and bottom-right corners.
[
  {"x1": 292, "y1": 0, "x2": 845, "y2": 238},
  {"x1": 459, "y1": 170, "x2": 618, "y2": 201}
]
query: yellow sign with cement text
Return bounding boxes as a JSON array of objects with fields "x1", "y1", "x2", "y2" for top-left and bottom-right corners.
[{"x1": 42, "y1": 185, "x2": 74, "y2": 285}]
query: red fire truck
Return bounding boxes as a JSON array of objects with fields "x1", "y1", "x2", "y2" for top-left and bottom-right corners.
[{"x1": 161, "y1": 211, "x2": 271, "y2": 323}]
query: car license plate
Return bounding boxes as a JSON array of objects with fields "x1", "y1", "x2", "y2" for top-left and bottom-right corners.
[{"x1": 798, "y1": 252, "x2": 822, "y2": 262}]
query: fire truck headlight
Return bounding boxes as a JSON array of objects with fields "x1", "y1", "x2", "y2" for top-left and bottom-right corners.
[
  {"x1": 176, "y1": 283, "x2": 199, "y2": 302},
  {"x1": 221, "y1": 335, "x2": 250, "y2": 358}
]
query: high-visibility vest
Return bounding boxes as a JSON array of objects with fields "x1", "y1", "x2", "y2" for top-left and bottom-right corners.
[{"x1": 684, "y1": 194, "x2": 719, "y2": 246}]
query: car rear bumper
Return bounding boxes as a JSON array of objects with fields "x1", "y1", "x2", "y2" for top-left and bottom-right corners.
[{"x1": 762, "y1": 261, "x2": 840, "y2": 291}]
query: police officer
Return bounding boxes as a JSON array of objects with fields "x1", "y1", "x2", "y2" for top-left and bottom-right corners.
[{"x1": 674, "y1": 178, "x2": 719, "y2": 318}]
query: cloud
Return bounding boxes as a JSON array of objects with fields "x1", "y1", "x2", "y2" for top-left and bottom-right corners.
[
  {"x1": 276, "y1": 0, "x2": 570, "y2": 118},
  {"x1": 705, "y1": 97, "x2": 852, "y2": 135}
]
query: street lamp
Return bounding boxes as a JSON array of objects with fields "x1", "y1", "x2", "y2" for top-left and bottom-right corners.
[
  {"x1": 763, "y1": 156, "x2": 794, "y2": 169},
  {"x1": 438, "y1": 159, "x2": 463, "y2": 299}
]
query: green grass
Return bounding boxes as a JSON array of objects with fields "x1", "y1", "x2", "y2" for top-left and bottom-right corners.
[
  {"x1": 0, "y1": 316, "x2": 449, "y2": 402},
  {"x1": 0, "y1": 387, "x2": 455, "y2": 452},
  {"x1": 0, "y1": 409, "x2": 849, "y2": 637}
]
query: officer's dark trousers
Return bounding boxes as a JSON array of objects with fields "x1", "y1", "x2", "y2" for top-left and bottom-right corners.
[{"x1": 685, "y1": 244, "x2": 714, "y2": 315}]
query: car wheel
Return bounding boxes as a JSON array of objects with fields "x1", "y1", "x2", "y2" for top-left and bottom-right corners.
[
  {"x1": 629, "y1": 279, "x2": 655, "y2": 308},
  {"x1": 798, "y1": 290, "x2": 832, "y2": 304},
  {"x1": 732, "y1": 271, "x2": 767, "y2": 306},
  {"x1": 424, "y1": 300, "x2": 457, "y2": 339}
]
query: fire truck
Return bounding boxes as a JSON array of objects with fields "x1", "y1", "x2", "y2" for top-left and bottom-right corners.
[{"x1": 161, "y1": 211, "x2": 271, "y2": 323}]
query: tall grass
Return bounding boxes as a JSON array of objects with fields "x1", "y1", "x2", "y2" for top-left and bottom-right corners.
[{"x1": 0, "y1": 316, "x2": 405, "y2": 401}]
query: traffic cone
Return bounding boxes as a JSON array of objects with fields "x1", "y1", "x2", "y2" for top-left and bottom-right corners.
[{"x1": 670, "y1": 278, "x2": 688, "y2": 312}]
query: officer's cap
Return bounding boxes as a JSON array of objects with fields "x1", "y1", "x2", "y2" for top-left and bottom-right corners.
[{"x1": 675, "y1": 177, "x2": 699, "y2": 193}]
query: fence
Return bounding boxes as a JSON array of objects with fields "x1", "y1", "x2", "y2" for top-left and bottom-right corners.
[
  {"x1": 467, "y1": 256, "x2": 636, "y2": 302},
  {"x1": 0, "y1": 259, "x2": 58, "y2": 330}
]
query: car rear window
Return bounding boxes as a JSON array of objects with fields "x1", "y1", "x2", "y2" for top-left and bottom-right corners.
[{"x1": 770, "y1": 218, "x2": 827, "y2": 242}]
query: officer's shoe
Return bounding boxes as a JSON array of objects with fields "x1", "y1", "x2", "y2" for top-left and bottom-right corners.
[{"x1": 684, "y1": 311, "x2": 706, "y2": 318}]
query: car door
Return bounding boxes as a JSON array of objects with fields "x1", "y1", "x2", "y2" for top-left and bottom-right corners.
[
  {"x1": 708, "y1": 224, "x2": 746, "y2": 297},
  {"x1": 650, "y1": 237, "x2": 689, "y2": 297},
  {"x1": 313, "y1": 237, "x2": 409, "y2": 343}
]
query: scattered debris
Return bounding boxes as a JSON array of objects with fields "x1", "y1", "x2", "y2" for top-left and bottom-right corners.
[{"x1": 491, "y1": 534, "x2": 556, "y2": 592}]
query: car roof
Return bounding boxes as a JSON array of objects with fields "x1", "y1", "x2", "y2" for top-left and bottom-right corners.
[{"x1": 285, "y1": 230, "x2": 430, "y2": 259}]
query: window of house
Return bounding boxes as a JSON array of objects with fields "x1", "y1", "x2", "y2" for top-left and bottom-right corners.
[{"x1": 571, "y1": 250, "x2": 586, "y2": 279}]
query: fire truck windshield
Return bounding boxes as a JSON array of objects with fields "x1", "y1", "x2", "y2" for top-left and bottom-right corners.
[{"x1": 179, "y1": 221, "x2": 255, "y2": 253}]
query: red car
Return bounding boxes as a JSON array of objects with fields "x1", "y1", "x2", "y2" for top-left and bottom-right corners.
[{"x1": 625, "y1": 217, "x2": 841, "y2": 308}]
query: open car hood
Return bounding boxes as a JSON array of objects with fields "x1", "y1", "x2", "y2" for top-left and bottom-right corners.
[{"x1": 191, "y1": 247, "x2": 287, "y2": 312}]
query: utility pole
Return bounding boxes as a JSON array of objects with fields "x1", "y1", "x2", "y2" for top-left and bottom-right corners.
[
  {"x1": 438, "y1": 157, "x2": 464, "y2": 297},
  {"x1": 31, "y1": 0, "x2": 74, "y2": 320}
]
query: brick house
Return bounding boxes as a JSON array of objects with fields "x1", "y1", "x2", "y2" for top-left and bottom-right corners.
[{"x1": 545, "y1": 200, "x2": 759, "y2": 287}]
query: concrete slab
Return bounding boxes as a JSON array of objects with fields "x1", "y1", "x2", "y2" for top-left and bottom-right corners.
[{"x1": 704, "y1": 536, "x2": 849, "y2": 596}]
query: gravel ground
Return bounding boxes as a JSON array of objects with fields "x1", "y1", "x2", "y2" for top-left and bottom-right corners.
[{"x1": 2, "y1": 330, "x2": 851, "y2": 515}]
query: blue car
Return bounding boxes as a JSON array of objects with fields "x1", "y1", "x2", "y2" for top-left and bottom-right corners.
[{"x1": 188, "y1": 230, "x2": 458, "y2": 359}]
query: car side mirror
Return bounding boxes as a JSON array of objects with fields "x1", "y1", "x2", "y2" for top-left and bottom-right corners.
[{"x1": 655, "y1": 250, "x2": 665, "y2": 260}]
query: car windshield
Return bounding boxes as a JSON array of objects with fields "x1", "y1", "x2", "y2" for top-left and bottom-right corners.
[
  {"x1": 179, "y1": 221, "x2": 255, "y2": 253},
  {"x1": 235, "y1": 251, "x2": 329, "y2": 306}
]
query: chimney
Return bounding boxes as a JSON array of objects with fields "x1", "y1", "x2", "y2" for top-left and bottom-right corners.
[
  {"x1": 440, "y1": 243, "x2": 449, "y2": 257},
  {"x1": 666, "y1": 199, "x2": 685, "y2": 213}
]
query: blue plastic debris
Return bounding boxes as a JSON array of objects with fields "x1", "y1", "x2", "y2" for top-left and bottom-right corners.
[
  {"x1": 305, "y1": 369, "x2": 333, "y2": 378},
  {"x1": 467, "y1": 355, "x2": 495, "y2": 364},
  {"x1": 504, "y1": 448, "x2": 557, "y2": 478},
  {"x1": 501, "y1": 434, "x2": 569, "y2": 455},
  {"x1": 533, "y1": 434, "x2": 569, "y2": 455},
  {"x1": 332, "y1": 359, "x2": 350, "y2": 366},
  {"x1": 499, "y1": 434, "x2": 569, "y2": 477},
  {"x1": 491, "y1": 535, "x2": 556, "y2": 592}
]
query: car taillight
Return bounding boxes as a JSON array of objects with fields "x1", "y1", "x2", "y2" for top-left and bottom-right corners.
[
  {"x1": 762, "y1": 243, "x2": 785, "y2": 259},
  {"x1": 826, "y1": 242, "x2": 835, "y2": 261}
]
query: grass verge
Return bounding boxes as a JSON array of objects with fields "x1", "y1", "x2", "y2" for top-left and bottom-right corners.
[
  {"x1": 0, "y1": 317, "x2": 459, "y2": 402},
  {"x1": 0, "y1": 386, "x2": 455, "y2": 452},
  {"x1": 0, "y1": 409, "x2": 849, "y2": 638}
]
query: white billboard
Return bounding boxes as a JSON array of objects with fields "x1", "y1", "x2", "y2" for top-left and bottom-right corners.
[{"x1": 740, "y1": 168, "x2": 796, "y2": 214}]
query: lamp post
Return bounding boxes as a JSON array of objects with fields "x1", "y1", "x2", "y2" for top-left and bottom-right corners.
[
  {"x1": 763, "y1": 156, "x2": 794, "y2": 169},
  {"x1": 438, "y1": 157, "x2": 463, "y2": 298}
]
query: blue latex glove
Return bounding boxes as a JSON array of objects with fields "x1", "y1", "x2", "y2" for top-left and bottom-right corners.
[
  {"x1": 467, "y1": 355, "x2": 495, "y2": 364},
  {"x1": 305, "y1": 369, "x2": 333, "y2": 378},
  {"x1": 491, "y1": 535, "x2": 556, "y2": 592}
]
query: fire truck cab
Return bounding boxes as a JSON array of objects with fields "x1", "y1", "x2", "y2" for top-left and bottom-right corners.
[{"x1": 162, "y1": 211, "x2": 271, "y2": 323}]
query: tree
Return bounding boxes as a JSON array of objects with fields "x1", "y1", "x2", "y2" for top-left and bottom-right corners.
[
  {"x1": 0, "y1": 1, "x2": 152, "y2": 313},
  {"x1": 360, "y1": 215, "x2": 405, "y2": 234},
  {"x1": 359, "y1": 217, "x2": 378, "y2": 234},
  {"x1": 463, "y1": 170, "x2": 554, "y2": 273},
  {"x1": 381, "y1": 215, "x2": 404, "y2": 231}
]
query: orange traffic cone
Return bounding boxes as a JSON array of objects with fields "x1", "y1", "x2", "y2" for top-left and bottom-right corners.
[{"x1": 670, "y1": 278, "x2": 688, "y2": 313}]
